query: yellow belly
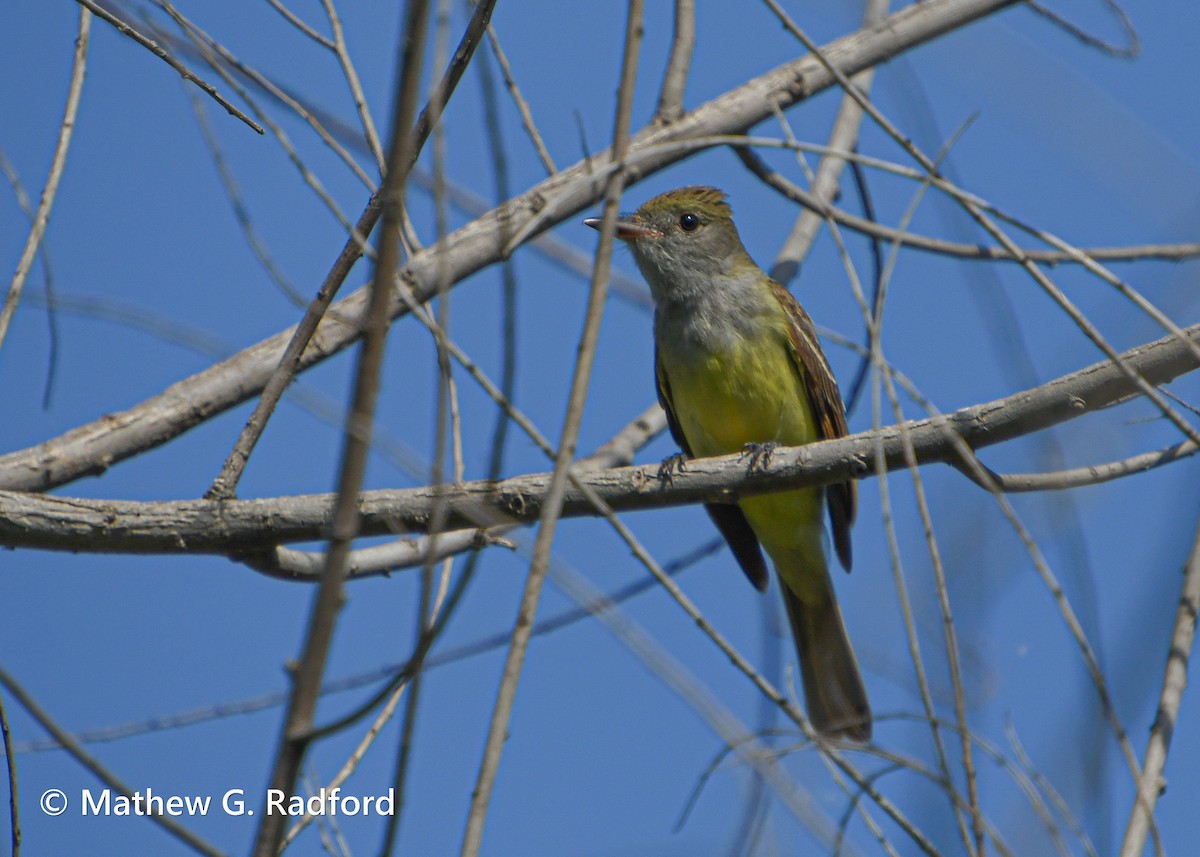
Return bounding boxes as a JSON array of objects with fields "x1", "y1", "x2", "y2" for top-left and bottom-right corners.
[{"x1": 662, "y1": 327, "x2": 825, "y2": 566}]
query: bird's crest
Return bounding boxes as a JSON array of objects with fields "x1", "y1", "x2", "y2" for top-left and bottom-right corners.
[{"x1": 637, "y1": 185, "x2": 732, "y2": 221}]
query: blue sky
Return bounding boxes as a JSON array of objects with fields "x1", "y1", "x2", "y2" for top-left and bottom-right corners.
[{"x1": 2, "y1": 2, "x2": 1199, "y2": 855}]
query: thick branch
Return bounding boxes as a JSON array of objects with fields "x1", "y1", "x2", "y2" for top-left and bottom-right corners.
[
  {"x1": 0, "y1": 0, "x2": 1019, "y2": 494},
  {"x1": 2, "y1": 322, "x2": 1195, "y2": 554}
]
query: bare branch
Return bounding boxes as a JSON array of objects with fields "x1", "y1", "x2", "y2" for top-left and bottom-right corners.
[
  {"x1": 3, "y1": 322, "x2": 1197, "y2": 554},
  {"x1": 74, "y1": 0, "x2": 262, "y2": 133},
  {"x1": 242, "y1": 405, "x2": 665, "y2": 580},
  {"x1": 1026, "y1": 0, "x2": 1139, "y2": 58},
  {"x1": 243, "y1": 529, "x2": 511, "y2": 581}
]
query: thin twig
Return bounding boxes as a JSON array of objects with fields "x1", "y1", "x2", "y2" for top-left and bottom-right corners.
[
  {"x1": 410, "y1": 0, "x2": 499, "y2": 180},
  {"x1": 1005, "y1": 720, "x2": 1100, "y2": 857},
  {"x1": 884, "y1": 367, "x2": 983, "y2": 856},
  {"x1": 279, "y1": 682, "x2": 407, "y2": 850},
  {"x1": 149, "y1": 2, "x2": 359, "y2": 236},
  {"x1": 0, "y1": 149, "x2": 64, "y2": 409},
  {"x1": 0, "y1": 8, "x2": 90, "y2": 354},
  {"x1": 182, "y1": 82, "x2": 307, "y2": 307},
  {"x1": 768, "y1": 0, "x2": 886, "y2": 286},
  {"x1": 0, "y1": 664, "x2": 224, "y2": 857},
  {"x1": 263, "y1": 0, "x2": 334, "y2": 48},
  {"x1": 0, "y1": 686, "x2": 18, "y2": 857},
  {"x1": 1026, "y1": 0, "x2": 1139, "y2": 58},
  {"x1": 202, "y1": 188, "x2": 381, "y2": 500},
  {"x1": 476, "y1": 15, "x2": 521, "y2": 485},
  {"x1": 321, "y1": 0, "x2": 386, "y2": 172},
  {"x1": 953, "y1": 440, "x2": 1200, "y2": 492},
  {"x1": 142, "y1": 16, "x2": 375, "y2": 189},
  {"x1": 484, "y1": 23, "x2": 556, "y2": 173},
  {"x1": 881, "y1": 119, "x2": 984, "y2": 856},
  {"x1": 73, "y1": 0, "x2": 261, "y2": 132}
]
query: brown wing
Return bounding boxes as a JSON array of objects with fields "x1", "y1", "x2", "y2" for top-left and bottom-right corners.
[
  {"x1": 769, "y1": 281, "x2": 857, "y2": 572},
  {"x1": 656, "y1": 350, "x2": 769, "y2": 592}
]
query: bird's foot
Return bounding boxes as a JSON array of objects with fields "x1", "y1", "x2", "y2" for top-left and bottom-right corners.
[
  {"x1": 740, "y1": 441, "x2": 779, "y2": 472},
  {"x1": 657, "y1": 452, "x2": 689, "y2": 484}
]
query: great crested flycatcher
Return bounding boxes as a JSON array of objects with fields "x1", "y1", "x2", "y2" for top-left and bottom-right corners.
[{"x1": 585, "y1": 186, "x2": 870, "y2": 741}]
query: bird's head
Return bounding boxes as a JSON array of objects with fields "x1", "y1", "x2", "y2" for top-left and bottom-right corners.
[{"x1": 584, "y1": 186, "x2": 755, "y2": 302}]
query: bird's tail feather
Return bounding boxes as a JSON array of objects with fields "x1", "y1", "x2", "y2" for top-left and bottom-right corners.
[{"x1": 781, "y1": 574, "x2": 872, "y2": 742}]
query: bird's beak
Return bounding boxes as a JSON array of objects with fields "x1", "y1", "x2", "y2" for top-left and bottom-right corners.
[{"x1": 583, "y1": 216, "x2": 660, "y2": 242}]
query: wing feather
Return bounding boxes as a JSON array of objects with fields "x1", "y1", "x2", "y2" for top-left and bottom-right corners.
[{"x1": 769, "y1": 282, "x2": 857, "y2": 572}]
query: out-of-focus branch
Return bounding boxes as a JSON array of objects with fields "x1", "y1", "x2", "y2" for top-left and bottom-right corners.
[
  {"x1": 0, "y1": 663, "x2": 223, "y2": 857},
  {"x1": 484, "y1": 23, "x2": 556, "y2": 174},
  {"x1": 0, "y1": 8, "x2": 90, "y2": 354},
  {"x1": 247, "y1": 0, "x2": 431, "y2": 852},
  {"x1": 459, "y1": 0, "x2": 644, "y2": 851},
  {"x1": 1119, "y1": 514, "x2": 1200, "y2": 857},
  {"x1": 0, "y1": 683, "x2": 18, "y2": 857}
]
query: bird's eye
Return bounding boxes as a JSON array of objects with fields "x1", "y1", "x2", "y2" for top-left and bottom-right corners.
[{"x1": 679, "y1": 212, "x2": 700, "y2": 232}]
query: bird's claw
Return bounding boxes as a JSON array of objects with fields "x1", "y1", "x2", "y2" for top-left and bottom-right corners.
[
  {"x1": 740, "y1": 441, "x2": 779, "y2": 472},
  {"x1": 657, "y1": 452, "x2": 689, "y2": 484}
]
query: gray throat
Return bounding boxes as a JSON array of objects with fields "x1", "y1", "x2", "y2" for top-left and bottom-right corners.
[{"x1": 653, "y1": 272, "x2": 775, "y2": 359}]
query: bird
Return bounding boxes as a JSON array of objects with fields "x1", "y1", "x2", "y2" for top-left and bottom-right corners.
[{"x1": 585, "y1": 186, "x2": 870, "y2": 741}]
